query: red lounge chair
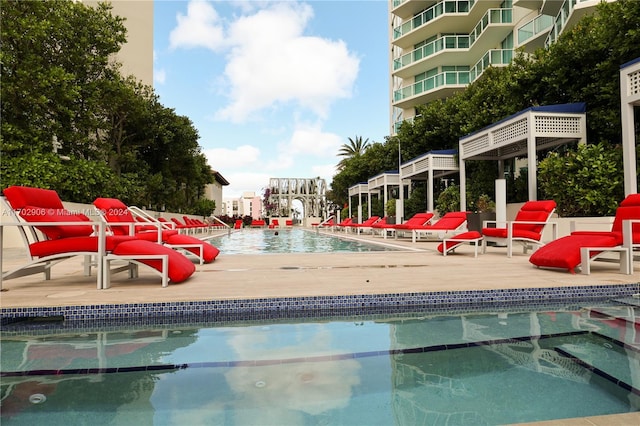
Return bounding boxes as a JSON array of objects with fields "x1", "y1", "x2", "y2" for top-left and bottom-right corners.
[
  {"x1": 1, "y1": 186, "x2": 195, "y2": 289},
  {"x1": 370, "y1": 217, "x2": 392, "y2": 235},
  {"x1": 437, "y1": 231, "x2": 483, "y2": 257},
  {"x1": 530, "y1": 194, "x2": 640, "y2": 274},
  {"x1": 481, "y1": 200, "x2": 557, "y2": 257},
  {"x1": 317, "y1": 218, "x2": 335, "y2": 229},
  {"x1": 411, "y1": 212, "x2": 469, "y2": 242},
  {"x1": 93, "y1": 198, "x2": 219, "y2": 264},
  {"x1": 347, "y1": 216, "x2": 381, "y2": 234},
  {"x1": 384, "y1": 212, "x2": 435, "y2": 239},
  {"x1": 334, "y1": 217, "x2": 353, "y2": 231},
  {"x1": 234, "y1": 219, "x2": 243, "y2": 229},
  {"x1": 169, "y1": 217, "x2": 194, "y2": 233},
  {"x1": 183, "y1": 215, "x2": 208, "y2": 233},
  {"x1": 268, "y1": 219, "x2": 280, "y2": 229},
  {"x1": 250, "y1": 219, "x2": 266, "y2": 227}
]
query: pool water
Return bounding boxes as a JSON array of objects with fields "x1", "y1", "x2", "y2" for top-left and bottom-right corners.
[
  {"x1": 207, "y1": 228, "x2": 401, "y2": 255},
  {"x1": 1, "y1": 302, "x2": 639, "y2": 425}
]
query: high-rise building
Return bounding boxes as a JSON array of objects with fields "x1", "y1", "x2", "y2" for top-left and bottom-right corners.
[
  {"x1": 389, "y1": 0, "x2": 612, "y2": 135},
  {"x1": 83, "y1": 0, "x2": 154, "y2": 86}
]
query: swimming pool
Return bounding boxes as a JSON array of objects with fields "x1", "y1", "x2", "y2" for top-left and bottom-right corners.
[
  {"x1": 2, "y1": 300, "x2": 639, "y2": 425},
  {"x1": 207, "y1": 228, "x2": 404, "y2": 255}
]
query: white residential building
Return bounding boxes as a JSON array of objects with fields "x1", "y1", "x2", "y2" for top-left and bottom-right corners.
[{"x1": 389, "y1": 0, "x2": 612, "y2": 135}]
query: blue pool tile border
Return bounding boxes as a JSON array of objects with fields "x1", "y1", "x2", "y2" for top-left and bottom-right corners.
[{"x1": 2, "y1": 283, "x2": 639, "y2": 325}]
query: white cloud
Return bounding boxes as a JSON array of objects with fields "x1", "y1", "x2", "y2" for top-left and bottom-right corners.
[
  {"x1": 154, "y1": 69, "x2": 166, "y2": 84},
  {"x1": 213, "y1": 2, "x2": 360, "y2": 122},
  {"x1": 287, "y1": 125, "x2": 343, "y2": 157},
  {"x1": 169, "y1": 0, "x2": 225, "y2": 51},
  {"x1": 222, "y1": 171, "x2": 272, "y2": 199},
  {"x1": 311, "y1": 163, "x2": 339, "y2": 182},
  {"x1": 204, "y1": 145, "x2": 261, "y2": 170}
]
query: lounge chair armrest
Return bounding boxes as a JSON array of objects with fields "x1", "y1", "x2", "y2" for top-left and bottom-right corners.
[
  {"x1": 622, "y1": 219, "x2": 640, "y2": 250},
  {"x1": 569, "y1": 218, "x2": 614, "y2": 233}
]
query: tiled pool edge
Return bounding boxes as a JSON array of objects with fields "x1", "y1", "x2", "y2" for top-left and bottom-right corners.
[{"x1": 2, "y1": 283, "x2": 639, "y2": 324}]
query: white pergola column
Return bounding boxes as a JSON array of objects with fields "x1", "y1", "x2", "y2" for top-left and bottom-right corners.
[
  {"x1": 527, "y1": 114, "x2": 538, "y2": 201},
  {"x1": 427, "y1": 156, "x2": 434, "y2": 213},
  {"x1": 621, "y1": 59, "x2": 640, "y2": 195},
  {"x1": 459, "y1": 157, "x2": 467, "y2": 212}
]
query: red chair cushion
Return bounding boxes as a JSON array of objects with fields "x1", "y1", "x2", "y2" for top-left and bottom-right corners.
[
  {"x1": 529, "y1": 234, "x2": 619, "y2": 273},
  {"x1": 619, "y1": 194, "x2": 640, "y2": 207},
  {"x1": 482, "y1": 227, "x2": 543, "y2": 242},
  {"x1": 512, "y1": 210, "x2": 550, "y2": 235},
  {"x1": 93, "y1": 198, "x2": 141, "y2": 236},
  {"x1": 610, "y1": 204, "x2": 640, "y2": 243},
  {"x1": 133, "y1": 229, "x2": 179, "y2": 243},
  {"x1": 3, "y1": 186, "x2": 64, "y2": 209},
  {"x1": 429, "y1": 212, "x2": 468, "y2": 230},
  {"x1": 19, "y1": 207, "x2": 94, "y2": 240},
  {"x1": 395, "y1": 213, "x2": 434, "y2": 229},
  {"x1": 166, "y1": 234, "x2": 220, "y2": 263},
  {"x1": 28, "y1": 236, "x2": 135, "y2": 257},
  {"x1": 112, "y1": 240, "x2": 195, "y2": 283}
]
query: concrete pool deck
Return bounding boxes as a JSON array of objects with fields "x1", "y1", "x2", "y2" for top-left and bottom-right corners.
[
  {"x1": 1, "y1": 229, "x2": 640, "y2": 425},
  {"x1": 1, "y1": 229, "x2": 639, "y2": 309}
]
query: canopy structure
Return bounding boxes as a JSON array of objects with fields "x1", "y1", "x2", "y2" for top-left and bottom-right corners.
[
  {"x1": 347, "y1": 182, "x2": 370, "y2": 223},
  {"x1": 458, "y1": 103, "x2": 587, "y2": 211},
  {"x1": 621, "y1": 57, "x2": 640, "y2": 196},
  {"x1": 368, "y1": 171, "x2": 400, "y2": 219},
  {"x1": 400, "y1": 149, "x2": 458, "y2": 213}
]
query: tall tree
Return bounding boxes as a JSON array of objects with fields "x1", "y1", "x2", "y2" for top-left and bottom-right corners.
[
  {"x1": 337, "y1": 136, "x2": 370, "y2": 170},
  {"x1": 1, "y1": 0, "x2": 215, "y2": 212},
  {"x1": 0, "y1": 0, "x2": 127, "y2": 156}
]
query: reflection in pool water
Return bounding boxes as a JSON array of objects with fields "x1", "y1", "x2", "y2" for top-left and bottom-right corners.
[{"x1": 1, "y1": 303, "x2": 639, "y2": 424}]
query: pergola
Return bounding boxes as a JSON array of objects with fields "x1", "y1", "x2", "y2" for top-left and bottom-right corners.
[
  {"x1": 367, "y1": 171, "x2": 400, "y2": 220},
  {"x1": 347, "y1": 172, "x2": 401, "y2": 222},
  {"x1": 621, "y1": 57, "x2": 640, "y2": 196},
  {"x1": 458, "y1": 103, "x2": 587, "y2": 211},
  {"x1": 400, "y1": 149, "x2": 458, "y2": 213},
  {"x1": 347, "y1": 182, "x2": 370, "y2": 222}
]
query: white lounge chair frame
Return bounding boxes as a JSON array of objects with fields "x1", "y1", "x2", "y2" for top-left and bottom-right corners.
[{"x1": 481, "y1": 217, "x2": 558, "y2": 258}]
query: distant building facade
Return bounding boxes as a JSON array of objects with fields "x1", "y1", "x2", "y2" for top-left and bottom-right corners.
[
  {"x1": 222, "y1": 192, "x2": 264, "y2": 220},
  {"x1": 204, "y1": 171, "x2": 230, "y2": 216}
]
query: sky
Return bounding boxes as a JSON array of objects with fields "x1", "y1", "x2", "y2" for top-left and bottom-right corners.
[{"x1": 152, "y1": 0, "x2": 390, "y2": 199}]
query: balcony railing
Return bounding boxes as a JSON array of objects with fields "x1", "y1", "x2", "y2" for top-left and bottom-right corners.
[
  {"x1": 393, "y1": 71, "x2": 470, "y2": 102},
  {"x1": 394, "y1": 8, "x2": 512, "y2": 72},
  {"x1": 517, "y1": 14, "x2": 554, "y2": 45},
  {"x1": 545, "y1": 0, "x2": 592, "y2": 47},
  {"x1": 469, "y1": 49, "x2": 513, "y2": 81},
  {"x1": 469, "y1": 8, "x2": 512, "y2": 45},
  {"x1": 393, "y1": 0, "x2": 476, "y2": 39},
  {"x1": 394, "y1": 35, "x2": 470, "y2": 71},
  {"x1": 393, "y1": 49, "x2": 513, "y2": 104}
]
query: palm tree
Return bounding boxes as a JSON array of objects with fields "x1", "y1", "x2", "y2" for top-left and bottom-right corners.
[{"x1": 337, "y1": 136, "x2": 370, "y2": 170}]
